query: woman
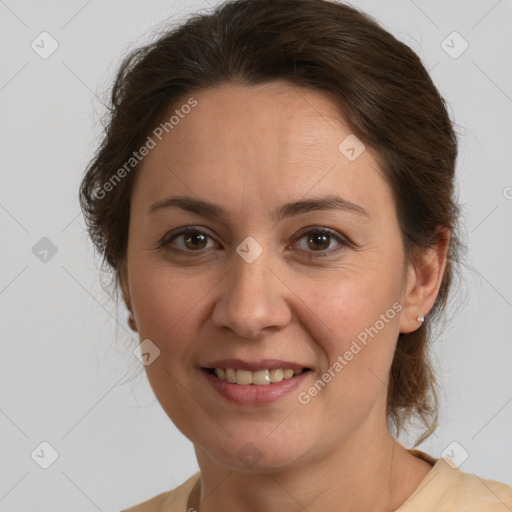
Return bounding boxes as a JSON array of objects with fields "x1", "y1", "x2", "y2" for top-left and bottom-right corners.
[{"x1": 79, "y1": 0, "x2": 512, "y2": 510}]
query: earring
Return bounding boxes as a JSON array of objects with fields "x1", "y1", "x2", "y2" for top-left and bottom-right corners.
[
  {"x1": 128, "y1": 312, "x2": 138, "y2": 331},
  {"x1": 417, "y1": 316, "x2": 424, "y2": 324}
]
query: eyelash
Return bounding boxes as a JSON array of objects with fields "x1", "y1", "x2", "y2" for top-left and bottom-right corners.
[{"x1": 157, "y1": 226, "x2": 351, "y2": 259}]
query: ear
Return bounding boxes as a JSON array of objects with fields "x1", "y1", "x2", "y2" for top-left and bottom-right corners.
[
  {"x1": 399, "y1": 227, "x2": 450, "y2": 333},
  {"x1": 119, "y1": 259, "x2": 138, "y2": 332}
]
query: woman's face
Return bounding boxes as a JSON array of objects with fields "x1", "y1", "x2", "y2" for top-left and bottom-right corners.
[{"x1": 122, "y1": 80, "x2": 423, "y2": 471}]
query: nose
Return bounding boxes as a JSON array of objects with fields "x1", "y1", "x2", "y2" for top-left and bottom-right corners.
[{"x1": 211, "y1": 248, "x2": 291, "y2": 340}]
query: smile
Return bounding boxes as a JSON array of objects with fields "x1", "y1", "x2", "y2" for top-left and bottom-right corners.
[
  {"x1": 201, "y1": 367, "x2": 312, "y2": 405},
  {"x1": 204, "y1": 367, "x2": 310, "y2": 385}
]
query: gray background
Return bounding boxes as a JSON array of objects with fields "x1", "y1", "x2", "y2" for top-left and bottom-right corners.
[{"x1": 1, "y1": 0, "x2": 511, "y2": 510}]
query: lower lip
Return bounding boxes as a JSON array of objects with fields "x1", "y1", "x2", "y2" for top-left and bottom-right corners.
[{"x1": 201, "y1": 368, "x2": 311, "y2": 405}]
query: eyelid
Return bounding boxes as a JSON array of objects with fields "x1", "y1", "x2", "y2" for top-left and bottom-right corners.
[
  {"x1": 158, "y1": 225, "x2": 353, "y2": 256},
  {"x1": 289, "y1": 225, "x2": 351, "y2": 255},
  {"x1": 158, "y1": 225, "x2": 220, "y2": 249}
]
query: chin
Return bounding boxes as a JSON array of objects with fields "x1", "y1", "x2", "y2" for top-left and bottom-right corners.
[{"x1": 197, "y1": 429, "x2": 318, "y2": 474}]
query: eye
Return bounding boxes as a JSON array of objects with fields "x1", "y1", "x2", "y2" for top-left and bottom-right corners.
[
  {"x1": 158, "y1": 226, "x2": 350, "y2": 258},
  {"x1": 291, "y1": 227, "x2": 348, "y2": 257},
  {"x1": 160, "y1": 227, "x2": 218, "y2": 252}
]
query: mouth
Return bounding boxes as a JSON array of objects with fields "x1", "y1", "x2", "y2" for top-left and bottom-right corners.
[{"x1": 201, "y1": 367, "x2": 312, "y2": 385}]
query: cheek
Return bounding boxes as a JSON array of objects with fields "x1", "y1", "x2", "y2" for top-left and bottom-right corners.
[
  {"x1": 130, "y1": 265, "x2": 205, "y2": 341},
  {"x1": 305, "y1": 267, "x2": 401, "y2": 335},
  {"x1": 294, "y1": 278, "x2": 402, "y2": 427},
  {"x1": 128, "y1": 268, "x2": 210, "y2": 432},
  {"x1": 295, "y1": 263, "x2": 403, "y2": 381}
]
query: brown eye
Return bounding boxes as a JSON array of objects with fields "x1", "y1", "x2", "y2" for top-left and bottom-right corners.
[
  {"x1": 182, "y1": 230, "x2": 208, "y2": 250},
  {"x1": 160, "y1": 228, "x2": 217, "y2": 252},
  {"x1": 306, "y1": 231, "x2": 331, "y2": 251},
  {"x1": 293, "y1": 227, "x2": 347, "y2": 257}
]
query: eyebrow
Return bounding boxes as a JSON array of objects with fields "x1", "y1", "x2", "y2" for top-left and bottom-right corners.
[{"x1": 148, "y1": 195, "x2": 370, "y2": 221}]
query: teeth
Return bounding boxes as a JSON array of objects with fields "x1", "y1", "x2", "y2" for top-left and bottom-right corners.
[
  {"x1": 235, "y1": 369, "x2": 253, "y2": 385},
  {"x1": 269, "y1": 369, "x2": 283, "y2": 382},
  {"x1": 252, "y1": 370, "x2": 271, "y2": 385},
  {"x1": 213, "y1": 367, "x2": 304, "y2": 385},
  {"x1": 225, "y1": 368, "x2": 237, "y2": 383}
]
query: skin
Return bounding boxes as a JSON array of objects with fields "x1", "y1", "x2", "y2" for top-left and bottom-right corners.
[{"x1": 120, "y1": 80, "x2": 449, "y2": 512}]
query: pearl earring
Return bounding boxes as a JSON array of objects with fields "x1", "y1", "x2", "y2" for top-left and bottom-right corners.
[{"x1": 417, "y1": 316, "x2": 424, "y2": 323}]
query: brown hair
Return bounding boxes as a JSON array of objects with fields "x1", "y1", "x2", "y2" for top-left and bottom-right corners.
[{"x1": 79, "y1": 0, "x2": 462, "y2": 446}]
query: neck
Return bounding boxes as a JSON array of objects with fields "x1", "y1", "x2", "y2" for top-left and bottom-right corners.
[{"x1": 188, "y1": 425, "x2": 433, "y2": 512}]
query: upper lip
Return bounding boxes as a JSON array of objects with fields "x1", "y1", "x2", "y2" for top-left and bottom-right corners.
[{"x1": 201, "y1": 359, "x2": 310, "y2": 371}]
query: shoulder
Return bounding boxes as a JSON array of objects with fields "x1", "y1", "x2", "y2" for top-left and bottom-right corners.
[
  {"x1": 446, "y1": 468, "x2": 512, "y2": 510},
  {"x1": 400, "y1": 452, "x2": 512, "y2": 511},
  {"x1": 120, "y1": 491, "x2": 172, "y2": 512},
  {"x1": 120, "y1": 472, "x2": 201, "y2": 512}
]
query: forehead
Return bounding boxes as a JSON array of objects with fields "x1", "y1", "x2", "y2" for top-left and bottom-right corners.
[
  {"x1": 133, "y1": 80, "x2": 391, "y2": 218},
  {"x1": 152, "y1": 81, "x2": 354, "y2": 169}
]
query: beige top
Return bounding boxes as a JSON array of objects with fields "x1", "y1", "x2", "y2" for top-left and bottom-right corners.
[{"x1": 121, "y1": 449, "x2": 512, "y2": 511}]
